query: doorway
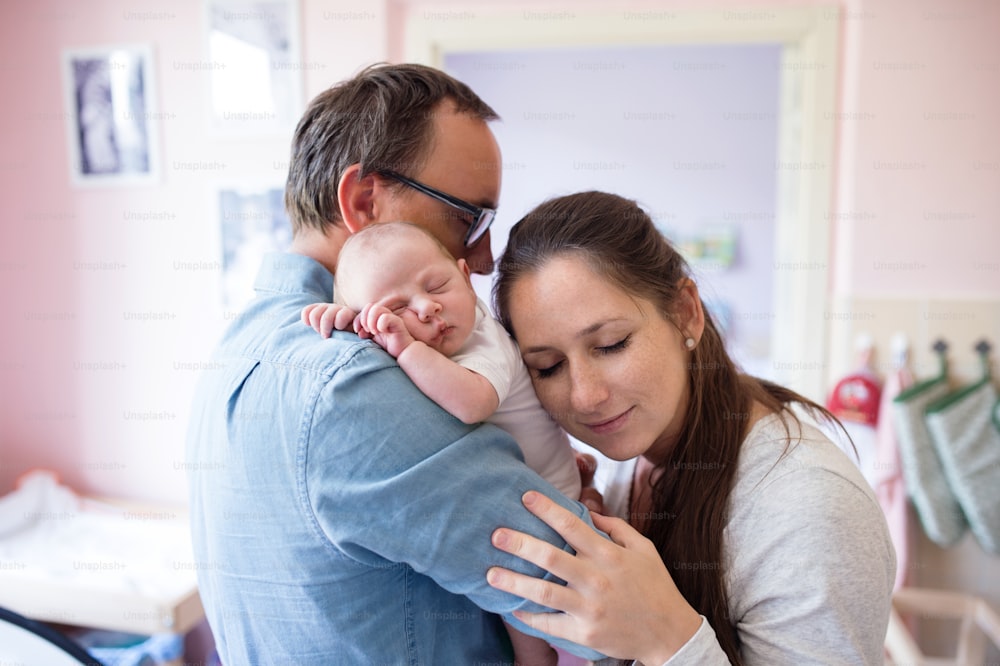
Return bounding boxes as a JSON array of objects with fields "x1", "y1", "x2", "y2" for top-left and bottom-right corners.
[
  {"x1": 447, "y1": 42, "x2": 781, "y2": 378},
  {"x1": 404, "y1": 6, "x2": 839, "y2": 399}
]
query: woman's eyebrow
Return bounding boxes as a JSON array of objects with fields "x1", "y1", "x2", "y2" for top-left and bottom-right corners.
[
  {"x1": 521, "y1": 319, "x2": 628, "y2": 354},
  {"x1": 522, "y1": 345, "x2": 553, "y2": 355},
  {"x1": 576, "y1": 318, "x2": 631, "y2": 339}
]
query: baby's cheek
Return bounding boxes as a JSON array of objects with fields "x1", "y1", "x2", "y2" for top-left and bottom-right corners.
[{"x1": 397, "y1": 314, "x2": 423, "y2": 339}]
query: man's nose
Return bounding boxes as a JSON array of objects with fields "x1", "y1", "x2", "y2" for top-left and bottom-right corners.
[{"x1": 464, "y1": 231, "x2": 495, "y2": 275}]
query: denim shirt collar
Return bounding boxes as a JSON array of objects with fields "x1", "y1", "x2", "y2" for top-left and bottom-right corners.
[{"x1": 254, "y1": 252, "x2": 334, "y2": 299}]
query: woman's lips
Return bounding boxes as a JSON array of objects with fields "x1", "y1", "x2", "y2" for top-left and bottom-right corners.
[{"x1": 583, "y1": 407, "x2": 633, "y2": 435}]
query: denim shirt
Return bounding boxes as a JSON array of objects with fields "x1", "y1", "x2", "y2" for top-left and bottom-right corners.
[{"x1": 186, "y1": 253, "x2": 604, "y2": 665}]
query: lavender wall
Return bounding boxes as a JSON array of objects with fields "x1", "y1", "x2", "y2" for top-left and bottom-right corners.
[{"x1": 446, "y1": 44, "x2": 781, "y2": 374}]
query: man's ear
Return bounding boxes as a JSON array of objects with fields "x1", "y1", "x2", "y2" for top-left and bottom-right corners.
[
  {"x1": 337, "y1": 164, "x2": 379, "y2": 234},
  {"x1": 676, "y1": 278, "x2": 706, "y2": 343}
]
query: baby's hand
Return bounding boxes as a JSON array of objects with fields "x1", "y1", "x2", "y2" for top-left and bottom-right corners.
[
  {"x1": 355, "y1": 304, "x2": 415, "y2": 358},
  {"x1": 301, "y1": 302, "x2": 358, "y2": 338}
]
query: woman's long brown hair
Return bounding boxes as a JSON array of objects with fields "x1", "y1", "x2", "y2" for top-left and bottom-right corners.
[{"x1": 494, "y1": 191, "x2": 840, "y2": 666}]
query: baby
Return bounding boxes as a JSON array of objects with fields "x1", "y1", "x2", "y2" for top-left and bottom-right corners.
[
  {"x1": 302, "y1": 221, "x2": 581, "y2": 499},
  {"x1": 303, "y1": 221, "x2": 583, "y2": 665}
]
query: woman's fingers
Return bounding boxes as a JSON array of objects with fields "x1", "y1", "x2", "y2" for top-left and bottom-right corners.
[
  {"x1": 500, "y1": 491, "x2": 654, "y2": 565},
  {"x1": 489, "y1": 493, "x2": 698, "y2": 663},
  {"x1": 590, "y1": 511, "x2": 649, "y2": 550},
  {"x1": 519, "y1": 491, "x2": 611, "y2": 558},
  {"x1": 486, "y1": 564, "x2": 576, "y2": 614},
  {"x1": 509, "y1": 608, "x2": 576, "y2": 645},
  {"x1": 488, "y1": 491, "x2": 616, "y2": 611},
  {"x1": 491, "y1": 514, "x2": 582, "y2": 584}
]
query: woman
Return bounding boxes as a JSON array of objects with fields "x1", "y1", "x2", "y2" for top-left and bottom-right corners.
[{"x1": 486, "y1": 191, "x2": 895, "y2": 665}]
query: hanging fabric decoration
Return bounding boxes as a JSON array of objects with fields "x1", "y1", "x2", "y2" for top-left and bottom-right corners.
[
  {"x1": 893, "y1": 340, "x2": 967, "y2": 547},
  {"x1": 873, "y1": 333, "x2": 913, "y2": 589},
  {"x1": 924, "y1": 340, "x2": 1000, "y2": 555}
]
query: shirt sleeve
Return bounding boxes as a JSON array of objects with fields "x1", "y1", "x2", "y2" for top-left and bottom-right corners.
[
  {"x1": 721, "y1": 466, "x2": 895, "y2": 665},
  {"x1": 592, "y1": 618, "x2": 727, "y2": 666},
  {"x1": 663, "y1": 617, "x2": 728, "y2": 664},
  {"x1": 450, "y1": 303, "x2": 520, "y2": 404},
  {"x1": 303, "y1": 344, "x2": 606, "y2": 660},
  {"x1": 625, "y1": 468, "x2": 894, "y2": 666},
  {"x1": 598, "y1": 441, "x2": 894, "y2": 665}
]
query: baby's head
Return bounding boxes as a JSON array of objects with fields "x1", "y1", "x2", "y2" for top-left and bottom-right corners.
[{"x1": 334, "y1": 221, "x2": 479, "y2": 357}]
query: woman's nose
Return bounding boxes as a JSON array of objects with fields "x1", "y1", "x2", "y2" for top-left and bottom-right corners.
[{"x1": 569, "y1": 363, "x2": 609, "y2": 413}]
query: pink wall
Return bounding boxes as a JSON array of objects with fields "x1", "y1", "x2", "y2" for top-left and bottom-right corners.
[
  {"x1": 0, "y1": 0, "x2": 997, "y2": 504},
  {"x1": 0, "y1": 0, "x2": 386, "y2": 502},
  {"x1": 836, "y1": 0, "x2": 1000, "y2": 298}
]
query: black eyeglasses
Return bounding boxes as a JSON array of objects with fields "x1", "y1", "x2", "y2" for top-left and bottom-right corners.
[{"x1": 380, "y1": 170, "x2": 496, "y2": 248}]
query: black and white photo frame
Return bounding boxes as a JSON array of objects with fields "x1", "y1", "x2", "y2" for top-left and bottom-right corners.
[{"x1": 61, "y1": 44, "x2": 159, "y2": 186}]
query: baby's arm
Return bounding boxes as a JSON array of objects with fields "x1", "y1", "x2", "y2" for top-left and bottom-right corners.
[
  {"x1": 396, "y1": 341, "x2": 499, "y2": 424},
  {"x1": 303, "y1": 302, "x2": 499, "y2": 422},
  {"x1": 355, "y1": 304, "x2": 500, "y2": 424}
]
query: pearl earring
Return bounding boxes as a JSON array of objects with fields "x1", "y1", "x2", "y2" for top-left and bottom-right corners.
[{"x1": 685, "y1": 337, "x2": 696, "y2": 349}]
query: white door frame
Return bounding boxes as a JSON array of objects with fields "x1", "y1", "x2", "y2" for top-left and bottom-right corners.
[{"x1": 404, "y1": 6, "x2": 840, "y2": 400}]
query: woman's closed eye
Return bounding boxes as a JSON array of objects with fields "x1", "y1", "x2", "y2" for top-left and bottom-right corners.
[
  {"x1": 598, "y1": 335, "x2": 631, "y2": 355},
  {"x1": 529, "y1": 336, "x2": 631, "y2": 380},
  {"x1": 533, "y1": 360, "x2": 563, "y2": 380}
]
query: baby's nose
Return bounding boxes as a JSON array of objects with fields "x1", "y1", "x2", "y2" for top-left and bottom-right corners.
[{"x1": 415, "y1": 297, "x2": 442, "y2": 321}]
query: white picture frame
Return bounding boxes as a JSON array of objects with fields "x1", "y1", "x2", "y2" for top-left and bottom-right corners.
[
  {"x1": 61, "y1": 44, "x2": 159, "y2": 187},
  {"x1": 203, "y1": 0, "x2": 303, "y2": 136}
]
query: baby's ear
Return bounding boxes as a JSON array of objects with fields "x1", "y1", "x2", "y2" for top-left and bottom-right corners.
[{"x1": 456, "y1": 258, "x2": 472, "y2": 283}]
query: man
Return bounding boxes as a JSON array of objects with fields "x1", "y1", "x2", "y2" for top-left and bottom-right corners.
[{"x1": 186, "y1": 63, "x2": 602, "y2": 664}]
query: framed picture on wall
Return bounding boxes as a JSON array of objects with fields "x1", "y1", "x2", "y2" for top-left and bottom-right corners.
[
  {"x1": 61, "y1": 44, "x2": 159, "y2": 186},
  {"x1": 203, "y1": 0, "x2": 303, "y2": 135},
  {"x1": 216, "y1": 184, "x2": 292, "y2": 308}
]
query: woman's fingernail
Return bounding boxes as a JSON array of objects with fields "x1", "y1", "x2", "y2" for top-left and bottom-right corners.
[
  {"x1": 523, "y1": 491, "x2": 538, "y2": 506},
  {"x1": 492, "y1": 529, "x2": 508, "y2": 548},
  {"x1": 487, "y1": 568, "x2": 503, "y2": 585}
]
